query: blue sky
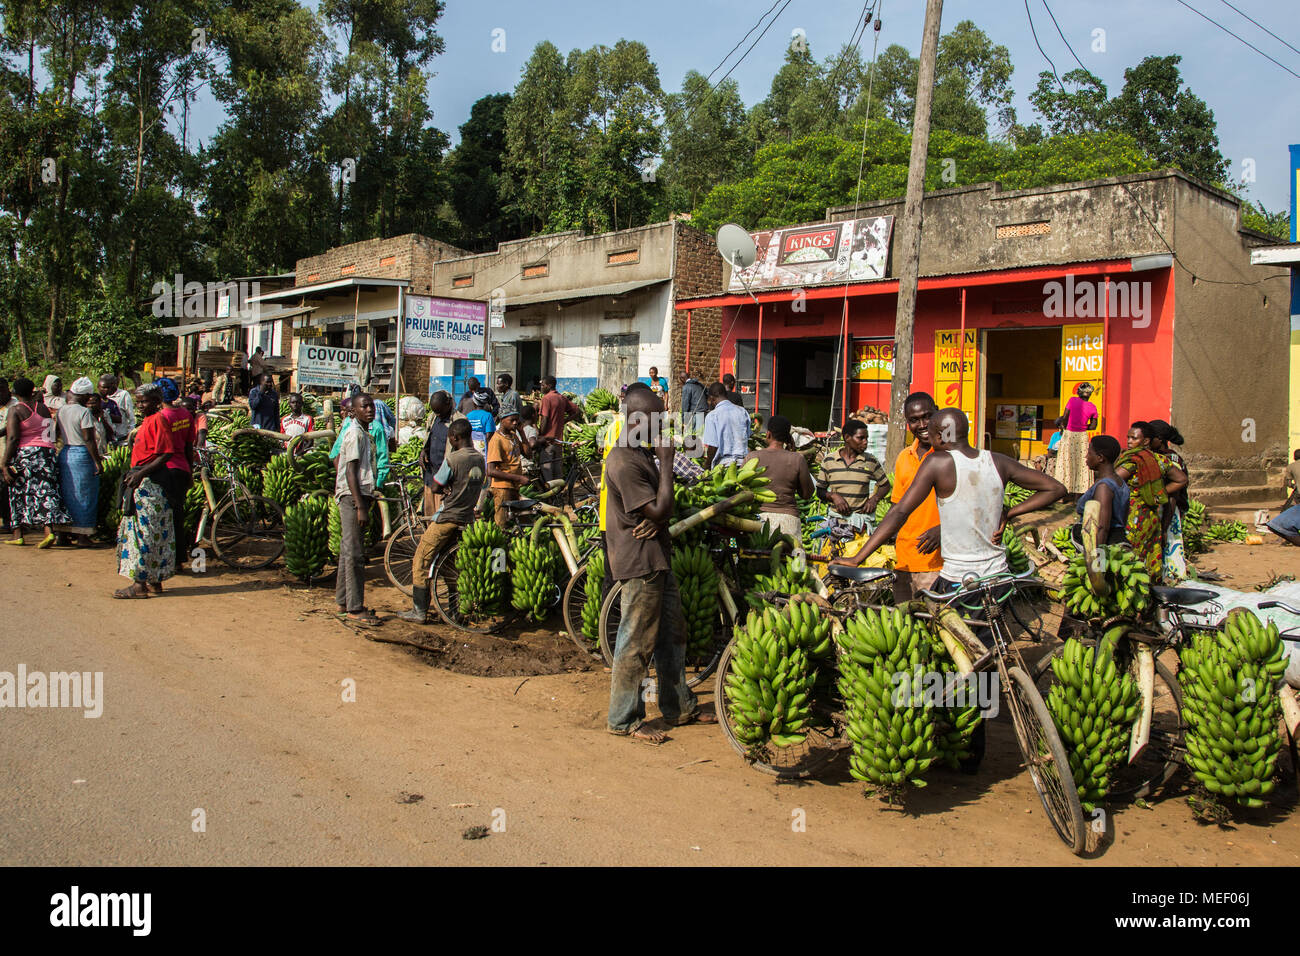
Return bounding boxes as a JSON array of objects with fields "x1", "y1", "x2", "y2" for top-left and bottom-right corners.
[{"x1": 187, "y1": 0, "x2": 1300, "y2": 215}]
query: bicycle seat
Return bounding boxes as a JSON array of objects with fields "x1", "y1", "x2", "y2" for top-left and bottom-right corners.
[
  {"x1": 827, "y1": 565, "x2": 892, "y2": 584},
  {"x1": 504, "y1": 498, "x2": 537, "y2": 511},
  {"x1": 1152, "y1": 585, "x2": 1215, "y2": 607}
]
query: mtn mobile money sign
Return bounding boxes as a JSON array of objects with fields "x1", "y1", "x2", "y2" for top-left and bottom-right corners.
[
  {"x1": 403, "y1": 295, "x2": 487, "y2": 360},
  {"x1": 297, "y1": 344, "x2": 362, "y2": 388}
]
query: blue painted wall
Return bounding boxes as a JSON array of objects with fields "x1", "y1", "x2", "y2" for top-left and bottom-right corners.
[{"x1": 556, "y1": 377, "x2": 599, "y2": 398}]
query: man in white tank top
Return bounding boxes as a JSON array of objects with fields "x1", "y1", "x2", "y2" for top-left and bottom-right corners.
[{"x1": 833, "y1": 408, "x2": 1066, "y2": 590}]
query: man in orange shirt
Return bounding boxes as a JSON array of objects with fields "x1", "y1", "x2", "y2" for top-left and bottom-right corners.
[
  {"x1": 891, "y1": 392, "x2": 943, "y2": 603},
  {"x1": 486, "y1": 408, "x2": 529, "y2": 528}
]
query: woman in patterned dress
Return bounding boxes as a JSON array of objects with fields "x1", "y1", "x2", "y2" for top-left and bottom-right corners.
[
  {"x1": 1114, "y1": 421, "x2": 1188, "y2": 583},
  {"x1": 114, "y1": 384, "x2": 176, "y2": 598},
  {"x1": 1, "y1": 376, "x2": 71, "y2": 547},
  {"x1": 1147, "y1": 419, "x2": 1189, "y2": 581}
]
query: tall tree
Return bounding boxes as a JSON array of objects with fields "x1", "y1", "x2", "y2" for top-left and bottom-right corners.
[
  {"x1": 1027, "y1": 67, "x2": 1109, "y2": 136},
  {"x1": 502, "y1": 41, "x2": 574, "y2": 233},
  {"x1": 446, "y1": 93, "x2": 514, "y2": 249},
  {"x1": 1107, "y1": 55, "x2": 1227, "y2": 184},
  {"x1": 660, "y1": 71, "x2": 750, "y2": 213},
  {"x1": 748, "y1": 43, "x2": 818, "y2": 146}
]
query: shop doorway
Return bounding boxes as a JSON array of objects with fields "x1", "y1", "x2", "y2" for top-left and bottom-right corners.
[
  {"x1": 774, "y1": 337, "x2": 838, "y2": 431},
  {"x1": 982, "y1": 327, "x2": 1062, "y2": 461},
  {"x1": 516, "y1": 340, "x2": 545, "y2": 393}
]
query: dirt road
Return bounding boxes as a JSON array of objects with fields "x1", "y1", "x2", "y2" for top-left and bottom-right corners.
[{"x1": 1, "y1": 507, "x2": 1296, "y2": 866}]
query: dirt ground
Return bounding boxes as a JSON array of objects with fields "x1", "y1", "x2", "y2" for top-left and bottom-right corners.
[{"x1": 1, "y1": 497, "x2": 1297, "y2": 866}]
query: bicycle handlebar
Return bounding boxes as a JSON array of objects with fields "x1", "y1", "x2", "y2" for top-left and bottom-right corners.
[{"x1": 1258, "y1": 599, "x2": 1300, "y2": 616}]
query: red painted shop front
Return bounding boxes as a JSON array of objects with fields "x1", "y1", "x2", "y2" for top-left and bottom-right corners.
[{"x1": 676, "y1": 260, "x2": 1175, "y2": 460}]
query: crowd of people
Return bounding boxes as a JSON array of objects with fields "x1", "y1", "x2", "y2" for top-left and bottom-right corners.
[{"x1": 1, "y1": 356, "x2": 1262, "y2": 748}]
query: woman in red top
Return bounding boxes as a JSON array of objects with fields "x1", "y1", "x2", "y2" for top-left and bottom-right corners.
[
  {"x1": 1053, "y1": 381, "x2": 1099, "y2": 495},
  {"x1": 1, "y1": 376, "x2": 71, "y2": 547},
  {"x1": 114, "y1": 384, "x2": 176, "y2": 598}
]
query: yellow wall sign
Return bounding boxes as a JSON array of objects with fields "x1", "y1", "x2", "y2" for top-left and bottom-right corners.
[
  {"x1": 1060, "y1": 324, "x2": 1103, "y2": 427},
  {"x1": 933, "y1": 329, "x2": 978, "y2": 426},
  {"x1": 853, "y1": 340, "x2": 894, "y2": 382}
]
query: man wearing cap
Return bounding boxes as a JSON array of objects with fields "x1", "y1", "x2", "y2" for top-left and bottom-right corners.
[{"x1": 486, "y1": 408, "x2": 529, "y2": 528}]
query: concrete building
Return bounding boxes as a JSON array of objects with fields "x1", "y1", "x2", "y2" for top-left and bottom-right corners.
[
  {"x1": 676, "y1": 169, "x2": 1290, "y2": 490},
  {"x1": 162, "y1": 273, "x2": 298, "y2": 380},
  {"x1": 429, "y1": 220, "x2": 721, "y2": 401}
]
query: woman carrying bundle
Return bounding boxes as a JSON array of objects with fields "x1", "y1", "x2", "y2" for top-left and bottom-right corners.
[
  {"x1": 113, "y1": 384, "x2": 177, "y2": 598},
  {"x1": 1114, "y1": 421, "x2": 1187, "y2": 583}
]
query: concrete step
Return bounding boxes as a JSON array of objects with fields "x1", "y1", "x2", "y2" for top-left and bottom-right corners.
[
  {"x1": 1190, "y1": 484, "x2": 1280, "y2": 506},
  {"x1": 1188, "y1": 467, "x2": 1274, "y2": 486}
]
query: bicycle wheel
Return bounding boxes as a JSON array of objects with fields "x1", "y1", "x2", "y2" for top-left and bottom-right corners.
[
  {"x1": 714, "y1": 639, "x2": 843, "y2": 778},
  {"x1": 212, "y1": 495, "x2": 285, "y2": 570},
  {"x1": 383, "y1": 519, "x2": 423, "y2": 596},
  {"x1": 562, "y1": 560, "x2": 603, "y2": 655},
  {"x1": 1005, "y1": 665, "x2": 1088, "y2": 855},
  {"x1": 568, "y1": 459, "x2": 602, "y2": 507},
  {"x1": 430, "y1": 544, "x2": 504, "y2": 634},
  {"x1": 1032, "y1": 646, "x2": 1185, "y2": 802},
  {"x1": 598, "y1": 582, "x2": 724, "y2": 689}
]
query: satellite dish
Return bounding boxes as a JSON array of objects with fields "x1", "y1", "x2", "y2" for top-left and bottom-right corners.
[{"x1": 716, "y1": 223, "x2": 757, "y2": 270}]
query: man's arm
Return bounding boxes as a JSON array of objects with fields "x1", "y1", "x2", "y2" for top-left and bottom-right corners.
[
  {"x1": 636, "y1": 443, "x2": 676, "y2": 524},
  {"x1": 994, "y1": 455, "x2": 1067, "y2": 535},
  {"x1": 834, "y1": 456, "x2": 945, "y2": 566}
]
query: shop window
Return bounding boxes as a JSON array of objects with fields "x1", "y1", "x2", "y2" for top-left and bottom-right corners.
[
  {"x1": 523, "y1": 263, "x2": 548, "y2": 279},
  {"x1": 996, "y1": 221, "x2": 1050, "y2": 239},
  {"x1": 607, "y1": 249, "x2": 639, "y2": 266}
]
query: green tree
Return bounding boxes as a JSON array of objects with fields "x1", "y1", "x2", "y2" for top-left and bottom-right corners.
[
  {"x1": 446, "y1": 93, "x2": 513, "y2": 249},
  {"x1": 68, "y1": 292, "x2": 166, "y2": 376},
  {"x1": 748, "y1": 44, "x2": 819, "y2": 146},
  {"x1": 502, "y1": 41, "x2": 576, "y2": 233},
  {"x1": 660, "y1": 72, "x2": 750, "y2": 213},
  {"x1": 1028, "y1": 68, "x2": 1109, "y2": 135},
  {"x1": 1107, "y1": 55, "x2": 1227, "y2": 184}
]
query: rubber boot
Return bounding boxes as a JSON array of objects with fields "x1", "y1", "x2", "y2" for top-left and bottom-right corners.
[{"x1": 399, "y1": 585, "x2": 430, "y2": 624}]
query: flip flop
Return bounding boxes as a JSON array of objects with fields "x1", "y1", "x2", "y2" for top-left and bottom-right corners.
[
  {"x1": 665, "y1": 710, "x2": 718, "y2": 727},
  {"x1": 113, "y1": 586, "x2": 148, "y2": 599},
  {"x1": 345, "y1": 610, "x2": 382, "y2": 627}
]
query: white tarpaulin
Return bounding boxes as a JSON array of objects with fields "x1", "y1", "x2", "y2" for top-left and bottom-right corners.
[{"x1": 1176, "y1": 580, "x2": 1300, "y2": 687}]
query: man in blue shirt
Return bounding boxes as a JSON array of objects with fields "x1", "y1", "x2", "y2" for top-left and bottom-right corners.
[
  {"x1": 701, "y1": 382, "x2": 751, "y2": 470},
  {"x1": 247, "y1": 374, "x2": 279, "y2": 431}
]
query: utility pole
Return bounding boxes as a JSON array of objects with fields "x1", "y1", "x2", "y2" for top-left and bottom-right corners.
[{"x1": 885, "y1": 0, "x2": 944, "y2": 466}]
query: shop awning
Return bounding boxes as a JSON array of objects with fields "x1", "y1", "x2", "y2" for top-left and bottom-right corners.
[
  {"x1": 673, "y1": 258, "x2": 1143, "y2": 310},
  {"x1": 500, "y1": 278, "x2": 667, "y2": 308},
  {"x1": 161, "y1": 305, "x2": 317, "y2": 337},
  {"x1": 247, "y1": 276, "x2": 409, "y2": 304},
  {"x1": 1250, "y1": 243, "x2": 1300, "y2": 266}
]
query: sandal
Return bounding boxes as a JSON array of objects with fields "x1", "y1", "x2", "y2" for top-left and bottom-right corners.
[
  {"x1": 664, "y1": 709, "x2": 718, "y2": 727},
  {"x1": 345, "y1": 609, "x2": 382, "y2": 627},
  {"x1": 113, "y1": 585, "x2": 149, "y2": 599}
]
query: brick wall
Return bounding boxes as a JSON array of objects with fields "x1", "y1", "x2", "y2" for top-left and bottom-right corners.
[
  {"x1": 670, "y1": 222, "x2": 724, "y2": 391},
  {"x1": 293, "y1": 234, "x2": 467, "y2": 287}
]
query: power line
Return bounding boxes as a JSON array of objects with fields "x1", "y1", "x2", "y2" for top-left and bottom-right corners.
[
  {"x1": 715, "y1": 0, "x2": 799, "y2": 89},
  {"x1": 704, "y1": 0, "x2": 787, "y2": 85},
  {"x1": 1025, "y1": 0, "x2": 1066, "y2": 93},
  {"x1": 1172, "y1": 0, "x2": 1300, "y2": 80},
  {"x1": 1217, "y1": 0, "x2": 1300, "y2": 60},
  {"x1": 1039, "y1": 0, "x2": 1089, "y2": 75}
]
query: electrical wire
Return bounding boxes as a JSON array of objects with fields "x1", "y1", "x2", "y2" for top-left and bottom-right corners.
[
  {"x1": 704, "y1": 0, "x2": 787, "y2": 85},
  {"x1": 714, "y1": 0, "x2": 799, "y2": 89},
  {"x1": 1039, "y1": 0, "x2": 1090, "y2": 74},
  {"x1": 1217, "y1": 0, "x2": 1300, "y2": 59},
  {"x1": 1172, "y1": 0, "x2": 1300, "y2": 80},
  {"x1": 1025, "y1": 0, "x2": 1066, "y2": 93}
]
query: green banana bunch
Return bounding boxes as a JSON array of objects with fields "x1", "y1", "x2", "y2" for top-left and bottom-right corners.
[
  {"x1": 1051, "y1": 526, "x2": 1075, "y2": 555},
  {"x1": 184, "y1": 482, "x2": 207, "y2": 534},
  {"x1": 923, "y1": 627, "x2": 983, "y2": 769},
  {"x1": 509, "y1": 517, "x2": 560, "y2": 622},
  {"x1": 96, "y1": 446, "x2": 132, "y2": 535},
  {"x1": 1178, "y1": 610, "x2": 1287, "y2": 807},
  {"x1": 583, "y1": 387, "x2": 618, "y2": 415},
  {"x1": 836, "y1": 606, "x2": 938, "y2": 795},
  {"x1": 283, "y1": 495, "x2": 331, "y2": 582},
  {"x1": 1204, "y1": 520, "x2": 1249, "y2": 542},
  {"x1": 564, "y1": 421, "x2": 602, "y2": 462},
  {"x1": 580, "y1": 551, "x2": 606, "y2": 648},
  {"x1": 327, "y1": 498, "x2": 341, "y2": 558},
  {"x1": 749, "y1": 555, "x2": 818, "y2": 602},
  {"x1": 1045, "y1": 629, "x2": 1141, "y2": 810},
  {"x1": 723, "y1": 604, "x2": 823, "y2": 751},
  {"x1": 1059, "y1": 545, "x2": 1151, "y2": 621},
  {"x1": 263, "y1": 454, "x2": 303, "y2": 511},
  {"x1": 389, "y1": 437, "x2": 425, "y2": 498},
  {"x1": 205, "y1": 410, "x2": 247, "y2": 450},
  {"x1": 1003, "y1": 481, "x2": 1032, "y2": 509},
  {"x1": 874, "y1": 495, "x2": 892, "y2": 524},
  {"x1": 672, "y1": 543, "x2": 721, "y2": 658},
  {"x1": 455, "y1": 519, "x2": 508, "y2": 615},
  {"x1": 1002, "y1": 524, "x2": 1030, "y2": 574},
  {"x1": 677, "y1": 457, "x2": 773, "y2": 516},
  {"x1": 235, "y1": 464, "x2": 264, "y2": 497},
  {"x1": 1183, "y1": 499, "x2": 1206, "y2": 534},
  {"x1": 294, "y1": 450, "x2": 335, "y2": 497}
]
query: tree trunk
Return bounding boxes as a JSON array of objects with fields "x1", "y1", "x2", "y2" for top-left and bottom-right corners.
[
  {"x1": 45, "y1": 12, "x2": 78, "y2": 362},
  {"x1": 126, "y1": 61, "x2": 146, "y2": 302}
]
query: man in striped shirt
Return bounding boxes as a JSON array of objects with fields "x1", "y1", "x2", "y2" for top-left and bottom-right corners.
[{"x1": 819, "y1": 418, "x2": 890, "y2": 522}]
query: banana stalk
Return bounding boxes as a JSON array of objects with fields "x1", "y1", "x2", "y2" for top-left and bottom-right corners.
[
  {"x1": 935, "y1": 627, "x2": 975, "y2": 676},
  {"x1": 552, "y1": 525, "x2": 579, "y2": 576},
  {"x1": 668, "y1": 490, "x2": 755, "y2": 538},
  {"x1": 1128, "y1": 643, "x2": 1155, "y2": 762},
  {"x1": 1081, "y1": 499, "x2": 1109, "y2": 597},
  {"x1": 933, "y1": 606, "x2": 987, "y2": 663},
  {"x1": 1279, "y1": 684, "x2": 1300, "y2": 740}
]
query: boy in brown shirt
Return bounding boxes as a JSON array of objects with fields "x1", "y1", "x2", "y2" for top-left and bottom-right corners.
[{"x1": 486, "y1": 408, "x2": 529, "y2": 528}]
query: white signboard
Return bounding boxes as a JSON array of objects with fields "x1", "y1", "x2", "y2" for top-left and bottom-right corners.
[
  {"x1": 489, "y1": 300, "x2": 506, "y2": 329},
  {"x1": 404, "y1": 295, "x2": 487, "y2": 359},
  {"x1": 297, "y1": 343, "x2": 362, "y2": 389}
]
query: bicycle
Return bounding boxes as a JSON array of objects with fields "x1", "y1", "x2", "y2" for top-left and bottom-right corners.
[
  {"x1": 381, "y1": 461, "x2": 434, "y2": 596},
  {"x1": 429, "y1": 496, "x2": 597, "y2": 635},
  {"x1": 713, "y1": 566, "x2": 1089, "y2": 854},
  {"x1": 194, "y1": 446, "x2": 285, "y2": 569},
  {"x1": 541, "y1": 438, "x2": 603, "y2": 508}
]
